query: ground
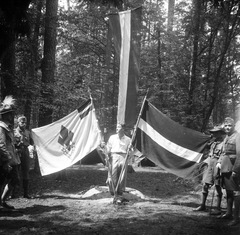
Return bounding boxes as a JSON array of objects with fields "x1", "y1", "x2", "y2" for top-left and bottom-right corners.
[{"x1": 0, "y1": 164, "x2": 240, "y2": 235}]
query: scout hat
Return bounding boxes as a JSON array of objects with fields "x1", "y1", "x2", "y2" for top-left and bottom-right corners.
[
  {"x1": 209, "y1": 126, "x2": 225, "y2": 134},
  {"x1": 0, "y1": 95, "x2": 16, "y2": 115}
]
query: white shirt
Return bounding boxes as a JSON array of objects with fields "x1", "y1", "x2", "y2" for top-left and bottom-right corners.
[{"x1": 107, "y1": 134, "x2": 131, "y2": 154}]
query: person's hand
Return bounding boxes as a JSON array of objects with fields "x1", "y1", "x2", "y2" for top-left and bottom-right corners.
[
  {"x1": 2, "y1": 163, "x2": 12, "y2": 173},
  {"x1": 232, "y1": 171, "x2": 237, "y2": 179},
  {"x1": 216, "y1": 163, "x2": 221, "y2": 169}
]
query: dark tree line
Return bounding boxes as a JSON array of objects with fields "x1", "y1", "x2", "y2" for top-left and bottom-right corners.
[{"x1": 0, "y1": 0, "x2": 240, "y2": 134}]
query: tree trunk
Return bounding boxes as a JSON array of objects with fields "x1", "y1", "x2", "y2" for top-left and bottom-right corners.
[
  {"x1": 187, "y1": 0, "x2": 201, "y2": 120},
  {"x1": 167, "y1": 0, "x2": 175, "y2": 32},
  {"x1": 25, "y1": 0, "x2": 43, "y2": 128},
  {"x1": 39, "y1": 0, "x2": 58, "y2": 126}
]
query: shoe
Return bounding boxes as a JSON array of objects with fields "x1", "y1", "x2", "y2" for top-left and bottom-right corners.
[
  {"x1": 228, "y1": 219, "x2": 240, "y2": 226},
  {"x1": 193, "y1": 205, "x2": 206, "y2": 212},
  {"x1": 0, "y1": 202, "x2": 15, "y2": 210},
  {"x1": 210, "y1": 209, "x2": 221, "y2": 215},
  {"x1": 217, "y1": 213, "x2": 233, "y2": 220}
]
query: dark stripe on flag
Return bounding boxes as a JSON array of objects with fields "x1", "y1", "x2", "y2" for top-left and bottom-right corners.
[
  {"x1": 135, "y1": 100, "x2": 211, "y2": 178},
  {"x1": 77, "y1": 99, "x2": 93, "y2": 119},
  {"x1": 136, "y1": 129, "x2": 199, "y2": 178},
  {"x1": 141, "y1": 101, "x2": 209, "y2": 152}
]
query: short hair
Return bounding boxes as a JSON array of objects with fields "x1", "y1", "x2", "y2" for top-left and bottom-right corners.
[
  {"x1": 224, "y1": 117, "x2": 234, "y2": 124},
  {"x1": 18, "y1": 115, "x2": 27, "y2": 123}
]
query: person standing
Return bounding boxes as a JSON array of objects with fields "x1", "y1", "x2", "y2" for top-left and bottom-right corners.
[
  {"x1": 0, "y1": 96, "x2": 20, "y2": 210},
  {"x1": 106, "y1": 124, "x2": 131, "y2": 203},
  {"x1": 14, "y1": 115, "x2": 34, "y2": 199},
  {"x1": 217, "y1": 117, "x2": 240, "y2": 223},
  {"x1": 194, "y1": 126, "x2": 225, "y2": 214}
]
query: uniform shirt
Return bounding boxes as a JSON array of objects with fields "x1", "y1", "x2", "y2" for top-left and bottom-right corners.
[
  {"x1": 14, "y1": 126, "x2": 32, "y2": 147},
  {"x1": 209, "y1": 140, "x2": 223, "y2": 159},
  {"x1": 0, "y1": 121, "x2": 20, "y2": 166},
  {"x1": 107, "y1": 134, "x2": 131, "y2": 154}
]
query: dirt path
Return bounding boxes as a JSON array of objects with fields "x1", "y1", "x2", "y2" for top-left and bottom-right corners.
[{"x1": 0, "y1": 165, "x2": 239, "y2": 235}]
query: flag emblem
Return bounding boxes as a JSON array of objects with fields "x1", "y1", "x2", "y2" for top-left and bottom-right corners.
[{"x1": 58, "y1": 125, "x2": 75, "y2": 157}]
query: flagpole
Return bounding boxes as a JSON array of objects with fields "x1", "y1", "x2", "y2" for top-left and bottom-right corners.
[
  {"x1": 114, "y1": 90, "x2": 149, "y2": 198},
  {"x1": 88, "y1": 89, "x2": 117, "y2": 197}
]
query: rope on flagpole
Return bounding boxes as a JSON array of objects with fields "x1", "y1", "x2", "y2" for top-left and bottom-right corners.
[{"x1": 114, "y1": 89, "x2": 149, "y2": 200}]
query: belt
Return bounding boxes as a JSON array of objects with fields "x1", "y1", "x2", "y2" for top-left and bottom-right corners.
[{"x1": 111, "y1": 152, "x2": 126, "y2": 155}]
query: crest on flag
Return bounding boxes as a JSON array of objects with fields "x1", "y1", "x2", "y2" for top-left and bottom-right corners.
[{"x1": 58, "y1": 125, "x2": 75, "y2": 157}]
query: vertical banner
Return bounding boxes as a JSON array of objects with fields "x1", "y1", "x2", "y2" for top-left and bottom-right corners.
[{"x1": 109, "y1": 7, "x2": 142, "y2": 129}]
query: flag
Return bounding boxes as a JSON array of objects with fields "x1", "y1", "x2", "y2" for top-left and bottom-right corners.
[
  {"x1": 32, "y1": 100, "x2": 101, "y2": 176},
  {"x1": 135, "y1": 100, "x2": 211, "y2": 179},
  {"x1": 108, "y1": 7, "x2": 142, "y2": 129}
]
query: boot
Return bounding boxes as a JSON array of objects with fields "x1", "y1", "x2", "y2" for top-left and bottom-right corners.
[
  {"x1": 0, "y1": 184, "x2": 15, "y2": 210},
  {"x1": 194, "y1": 192, "x2": 208, "y2": 211},
  {"x1": 228, "y1": 196, "x2": 240, "y2": 226},
  {"x1": 23, "y1": 180, "x2": 33, "y2": 199},
  {"x1": 218, "y1": 193, "x2": 233, "y2": 219},
  {"x1": 210, "y1": 195, "x2": 222, "y2": 215}
]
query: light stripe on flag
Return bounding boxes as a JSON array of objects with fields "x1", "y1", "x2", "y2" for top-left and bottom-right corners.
[
  {"x1": 138, "y1": 118, "x2": 202, "y2": 163},
  {"x1": 118, "y1": 10, "x2": 131, "y2": 121}
]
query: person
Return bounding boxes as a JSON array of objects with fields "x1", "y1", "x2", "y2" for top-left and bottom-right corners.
[
  {"x1": 0, "y1": 96, "x2": 20, "y2": 210},
  {"x1": 194, "y1": 126, "x2": 225, "y2": 214},
  {"x1": 14, "y1": 115, "x2": 34, "y2": 199},
  {"x1": 216, "y1": 117, "x2": 240, "y2": 225},
  {"x1": 105, "y1": 123, "x2": 132, "y2": 203}
]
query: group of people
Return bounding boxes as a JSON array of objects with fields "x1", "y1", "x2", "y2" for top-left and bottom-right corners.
[
  {"x1": 0, "y1": 96, "x2": 34, "y2": 211},
  {"x1": 195, "y1": 117, "x2": 240, "y2": 226}
]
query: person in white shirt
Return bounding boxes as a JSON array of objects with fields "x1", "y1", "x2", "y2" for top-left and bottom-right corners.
[{"x1": 106, "y1": 123, "x2": 131, "y2": 201}]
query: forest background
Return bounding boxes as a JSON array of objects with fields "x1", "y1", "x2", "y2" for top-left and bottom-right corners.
[{"x1": 1, "y1": 0, "x2": 240, "y2": 140}]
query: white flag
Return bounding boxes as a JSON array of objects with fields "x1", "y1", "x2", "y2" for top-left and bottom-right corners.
[{"x1": 32, "y1": 100, "x2": 101, "y2": 176}]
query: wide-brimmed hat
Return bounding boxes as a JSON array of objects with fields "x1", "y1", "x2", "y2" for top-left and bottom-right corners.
[
  {"x1": 209, "y1": 126, "x2": 225, "y2": 134},
  {"x1": 0, "y1": 96, "x2": 16, "y2": 115}
]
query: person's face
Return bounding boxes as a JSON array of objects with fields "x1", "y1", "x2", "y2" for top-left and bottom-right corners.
[
  {"x1": 3, "y1": 112, "x2": 14, "y2": 125},
  {"x1": 224, "y1": 122, "x2": 234, "y2": 135},
  {"x1": 116, "y1": 124, "x2": 124, "y2": 135},
  {"x1": 18, "y1": 119, "x2": 26, "y2": 129}
]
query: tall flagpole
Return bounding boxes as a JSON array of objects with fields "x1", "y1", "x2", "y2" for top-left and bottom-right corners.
[
  {"x1": 88, "y1": 88, "x2": 117, "y2": 196},
  {"x1": 114, "y1": 90, "x2": 149, "y2": 198}
]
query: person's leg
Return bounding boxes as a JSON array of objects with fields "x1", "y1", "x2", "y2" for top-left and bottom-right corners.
[
  {"x1": 21, "y1": 151, "x2": 32, "y2": 198},
  {"x1": 219, "y1": 190, "x2": 233, "y2": 219},
  {"x1": 228, "y1": 194, "x2": 240, "y2": 226},
  {"x1": 210, "y1": 185, "x2": 222, "y2": 215},
  {"x1": 1, "y1": 183, "x2": 15, "y2": 209},
  {"x1": 118, "y1": 155, "x2": 127, "y2": 195},
  {"x1": 194, "y1": 183, "x2": 209, "y2": 211}
]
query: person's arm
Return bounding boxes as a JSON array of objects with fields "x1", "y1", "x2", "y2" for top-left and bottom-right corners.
[
  {"x1": 232, "y1": 133, "x2": 240, "y2": 177},
  {"x1": 0, "y1": 127, "x2": 12, "y2": 162}
]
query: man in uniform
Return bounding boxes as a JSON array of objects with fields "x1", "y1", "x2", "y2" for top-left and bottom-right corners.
[
  {"x1": 0, "y1": 96, "x2": 20, "y2": 210},
  {"x1": 217, "y1": 117, "x2": 240, "y2": 225},
  {"x1": 194, "y1": 126, "x2": 225, "y2": 214},
  {"x1": 14, "y1": 115, "x2": 34, "y2": 199}
]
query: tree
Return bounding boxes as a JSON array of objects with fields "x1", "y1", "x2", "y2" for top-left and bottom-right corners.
[{"x1": 38, "y1": 0, "x2": 58, "y2": 126}]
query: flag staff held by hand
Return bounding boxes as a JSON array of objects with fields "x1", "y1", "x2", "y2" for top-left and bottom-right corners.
[{"x1": 114, "y1": 89, "x2": 149, "y2": 200}]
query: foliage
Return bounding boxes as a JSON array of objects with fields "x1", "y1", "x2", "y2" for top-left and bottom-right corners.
[{"x1": 2, "y1": 0, "x2": 240, "y2": 133}]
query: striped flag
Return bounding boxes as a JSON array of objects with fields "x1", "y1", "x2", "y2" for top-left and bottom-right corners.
[
  {"x1": 108, "y1": 7, "x2": 142, "y2": 129},
  {"x1": 135, "y1": 100, "x2": 211, "y2": 178},
  {"x1": 32, "y1": 100, "x2": 101, "y2": 176}
]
